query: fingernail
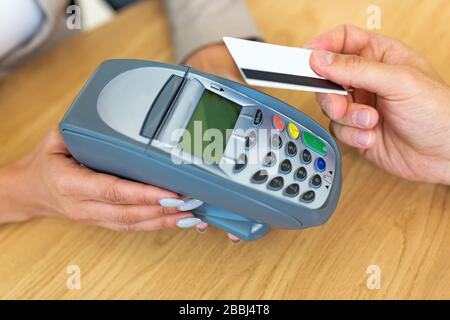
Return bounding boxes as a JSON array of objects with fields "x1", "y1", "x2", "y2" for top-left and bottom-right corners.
[
  {"x1": 196, "y1": 221, "x2": 208, "y2": 234},
  {"x1": 176, "y1": 217, "x2": 202, "y2": 228},
  {"x1": 313, "y1": 49, "x2": 334, "y2": 66},
  {"x1": 228, "y1": 233, "x2": 240, "y2": 243},
  {"x1": 355, "y1": 131, "x2": 372, "y2": 146},
  {"x1": 159, "y1": 198, "x2": 185, "y2": 207},
  {"x1": 178, "y1": 199, "x2": 204, "y2": 211},
  {"x1": 353, "y1": 109, "x2": 371, "y2": 127}
]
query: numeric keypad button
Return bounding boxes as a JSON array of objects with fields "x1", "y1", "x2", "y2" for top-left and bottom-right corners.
[
  {"x1": 245, "y1": 130, "x2": 257, "y2": 149},
  {"x1": 300, "y1": 190, "x2": 315, "y2": 203},
  {"x1": 251, "y1": 170, "x2": 268, "y2": 184},
  {"x1": 279, "y1": 159, "x2": 292, "y2": 174},
  {"x1": 310, "y1": 174, "x2": 322, "y2": 188},
  {"x1": 267, "y1": 176, "x2": 284, "y2": 191},
  {"x1": 301, "y1": 149, "x2": 312, "y2": 164},
  {"x1": 233, "y1": 154, "x2": 247, "y2": 173},
  {"x1": 295, "y1": 167, "x2": 308, "y2": 181},
  {"x1": 284, "y1": 183, "x2": 300, "y2": 197},
  {"x1": 263, "y1": 152, "x2": 277, "y2": 167},
  {"x1": 286, "y1": 141, "x2": 297, "y2": 156},
  {"x1": 271, "y1": 134, "x2": 283, "y2": 149}
]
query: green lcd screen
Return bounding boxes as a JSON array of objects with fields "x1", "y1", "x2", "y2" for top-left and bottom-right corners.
[{"x1": 179, "y1": 90, "x2": 242, "y2": 164}]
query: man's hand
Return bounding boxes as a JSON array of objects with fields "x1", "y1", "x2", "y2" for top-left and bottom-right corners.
[{"x1": 305, "y1": 25, "x2": 450, "y2": 185}]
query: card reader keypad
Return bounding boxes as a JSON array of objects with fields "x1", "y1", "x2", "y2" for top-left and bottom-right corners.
[{"x1": 221, "y1": 106, "x2": 336, "y2": 210}]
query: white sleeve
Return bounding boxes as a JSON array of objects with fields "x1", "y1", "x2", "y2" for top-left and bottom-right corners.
[{"x1": 0, "y1": 0, "x2": 45, "y2": 59}]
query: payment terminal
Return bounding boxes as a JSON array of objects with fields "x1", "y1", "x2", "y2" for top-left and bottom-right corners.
[{"x1": 60, "y1": 60, "x2": 342, "y2": 241}]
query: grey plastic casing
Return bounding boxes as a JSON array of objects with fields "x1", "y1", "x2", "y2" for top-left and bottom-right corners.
[{"x1": 59, "y1": 59, "x2": 342, "y2": 241}]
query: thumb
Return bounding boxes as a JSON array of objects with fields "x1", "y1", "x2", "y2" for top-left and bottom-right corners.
[
  {"x1": 310, "y1": 49, "x2": 403, "y2": 96},
  {"x1": 44, "y1": 126, "x2": 70, "y2": 155}
]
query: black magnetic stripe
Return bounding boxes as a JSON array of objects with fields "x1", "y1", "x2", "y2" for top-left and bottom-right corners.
[{"x1": 241, "y1": 68, "x2": 345, "y2": 91}]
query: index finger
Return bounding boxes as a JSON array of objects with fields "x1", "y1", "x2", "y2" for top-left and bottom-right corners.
[
  {"x1": 304, "y1": 24, "x2": 375, "y2": 54},
  {"x1": 90, "y1": 173, "x2": 180, "y2": 205},
  {"x1": 64, "y1": 161, "x2": 180, "y2": 205}
]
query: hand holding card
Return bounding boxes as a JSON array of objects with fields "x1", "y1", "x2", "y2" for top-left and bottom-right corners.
[{"x1": 223, "y1": 37, "x2": 347, "y2": 96}]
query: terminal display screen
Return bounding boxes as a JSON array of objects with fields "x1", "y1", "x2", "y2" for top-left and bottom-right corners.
[{"x1": 180, "y1": 90, "x2": 242, "y2": 164}]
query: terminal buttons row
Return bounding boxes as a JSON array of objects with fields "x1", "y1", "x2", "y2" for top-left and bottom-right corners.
[
  {"x1": 271, "y1": 112, "x2": 327, "y2": 157},
  {"x1": 250, "y1": 166, "x2": 320, "y2": 203},
  {"x1": 250, "y1": 169, "x2": 317, "y2": 202}
]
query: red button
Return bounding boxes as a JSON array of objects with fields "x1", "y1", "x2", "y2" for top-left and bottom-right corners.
[{"x1": 272, "y1": 115, "x2": 285, "y2": 131}]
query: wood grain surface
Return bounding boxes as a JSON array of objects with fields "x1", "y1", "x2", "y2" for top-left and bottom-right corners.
[{"x1": 0, "y1": 0, "x2": 449, "y2": 299}]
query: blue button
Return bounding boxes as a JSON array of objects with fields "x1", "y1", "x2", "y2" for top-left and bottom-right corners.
[{"x1": 315, "y1": 157, "x2": 326, "y2": 172}]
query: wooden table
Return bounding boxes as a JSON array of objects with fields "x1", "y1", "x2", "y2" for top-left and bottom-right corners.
[{"x1": 0, "y1": 0, "x2": 449, "y2": 299}]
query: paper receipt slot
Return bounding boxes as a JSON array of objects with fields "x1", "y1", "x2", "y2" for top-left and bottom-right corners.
[{"x1": 60, "y1": 60, "x2": 342, "y2": 241}]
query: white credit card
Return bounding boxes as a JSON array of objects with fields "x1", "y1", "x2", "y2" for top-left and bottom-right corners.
[{"x1": 223, "y1": 36, "x2": 347, "y2": 96}]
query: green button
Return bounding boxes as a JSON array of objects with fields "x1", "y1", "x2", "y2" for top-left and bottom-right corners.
[{"x1": 302, "y1": 131, "x2": 327, "y2": 156}]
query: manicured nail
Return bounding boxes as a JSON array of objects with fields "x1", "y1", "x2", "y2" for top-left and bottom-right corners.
[
  {"x1": 196, "y1": 221, "x2": 209, "y2": 234},
  {"x1": 176, "y1": 217, "x2": 202, "y2": 228},
  {"x1": 355, "y1": 131, "x2": 372, "y2": 146},
  {"x1": 313, "y1": 49, "x2": 334, "y2": 66},
  {"x1": 353, "y1": 109, "x2": 371, "y2": 127},
  {"x1": 178, "y1": 199, "x2": 204, "y2": 211},
  {"x1": 159, "y1": 198, "x2": 185, "y2": 207},
  {"x1": 228, "y1": 233, "x2": 240, "y2": 243}
]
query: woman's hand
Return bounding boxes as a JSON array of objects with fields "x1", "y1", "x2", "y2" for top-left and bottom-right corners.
[
  {"x1": 305, "y1": 25, "x2": 450, "y2": 184},
  {"x1": 0, "y1": 127, "x2": 201, "y2": 231}
]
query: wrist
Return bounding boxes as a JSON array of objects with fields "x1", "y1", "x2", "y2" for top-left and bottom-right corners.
[{"x1": 0, "y1": 160, "x2": 38, "y2": 224}]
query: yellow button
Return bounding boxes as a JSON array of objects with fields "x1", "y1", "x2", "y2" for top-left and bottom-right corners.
[{"x1": 288, "y1": 123, "x2": 299, "y2": 139}]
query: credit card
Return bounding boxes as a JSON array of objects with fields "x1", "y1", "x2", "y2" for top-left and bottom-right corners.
[{"x1": 223, "y1": 36, "x2": 347, "y2": 95}]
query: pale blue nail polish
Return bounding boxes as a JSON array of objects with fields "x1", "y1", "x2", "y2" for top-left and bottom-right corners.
[
  {"x1": 178, "y1": 199, "x2": 204, "y2": 211},
  {"x1": 176, "y1": 217, "x2": 202, "y2": 228},
  {"x1": 159, "y1": 198, "x2": 186, "y2": 207}
]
